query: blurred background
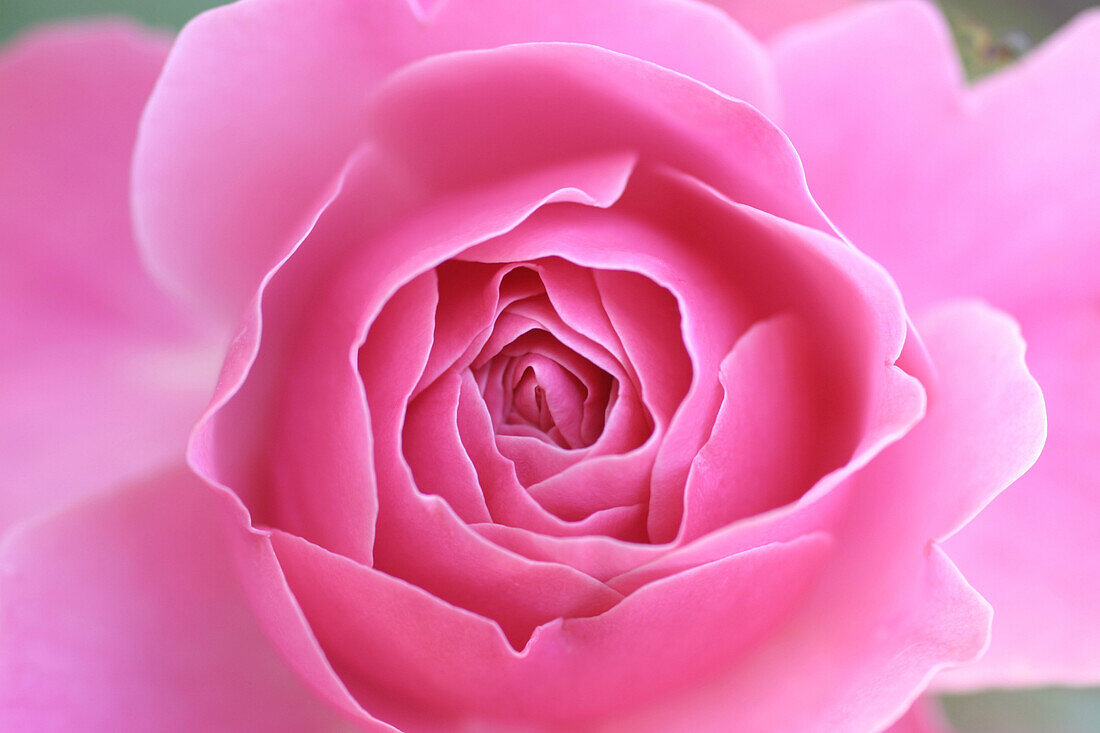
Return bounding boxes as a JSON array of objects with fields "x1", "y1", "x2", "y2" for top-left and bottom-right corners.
[{"x1": 1, "y1": 0, "x2": 1097, "y2": 730}]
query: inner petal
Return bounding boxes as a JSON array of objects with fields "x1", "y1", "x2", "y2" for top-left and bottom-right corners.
[
  {"x1": 501, "y1": 346, "x2": 610, "y2": 449},
  {"x1": 506, "y1": 356, "x2": 590, "y2": 448}
]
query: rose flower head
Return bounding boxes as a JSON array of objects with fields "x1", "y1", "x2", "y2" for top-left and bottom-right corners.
[{"x1": 1, "y1": 1, "x2": 1070, "y2": 732}]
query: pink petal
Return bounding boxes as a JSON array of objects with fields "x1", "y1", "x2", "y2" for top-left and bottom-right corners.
[
  {"x1": 455, "y1": 370, "x2": 650, "y2": 541},
  {"x1": 774, "y1": 1, "x2": 1100, "y2": 314},
  {"x1": 196, "y1": 40, "x2": 821, "y2": 575},
  {"x1": 848, "y1": 301, "x2": 1045, "y2": 557},
  {"x1": 0, "y1": 22, "x2": 217, "y2": 533},
  {"x1": 470, "y1": 521, "x2": 663, "y2": 582},
  {"x1": 371, "y1": 43, "x2": 825, "y2": 238},
  {"x1": 0, "y1": 469, "x2": 379, "y2": 732},
  {"x1": 474, "y1": 164, "x2": 916, "y2": 543},
  {"x1": 679, "y1": 314, "x2": 843, "y2": 541},
  {"x1": 133, "y1": 0, "x2": 775, "y2": 328},
  {"x1": 775, "y1": 1, "x2": 1095, "y2": 684},
  {"x1": 403, "y1": 373, "x2": 493, "y2": 525},
  {"x1": 705, "y1": 0, "x2": 861, "y2": 39},
  {"x1": 937, "y1": 302, "x2": 1100, "y2": 690},
  {"x1": 622, "y1": 545, "x2": 988, "y2": 733},
  {"x1": 274, "y1": 527, "x2": 829, "y2": 729},
  {"x1": 354, "y1": 258, "x2": 630, "y2": 641}
]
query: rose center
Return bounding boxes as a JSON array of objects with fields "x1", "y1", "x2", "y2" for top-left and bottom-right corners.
[{"x1": 478, "y1": 333, "x2": 614, "y2": 450}]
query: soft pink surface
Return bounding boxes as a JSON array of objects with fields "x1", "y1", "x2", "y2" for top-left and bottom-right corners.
[
  {"x1": 0, "y1": 23, "x2": 218, "y2": 534},
  {"x1": 773, "y1": 0, "x2": 1100, "y2": 688}
]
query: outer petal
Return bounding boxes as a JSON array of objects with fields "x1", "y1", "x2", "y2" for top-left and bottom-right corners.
[
  {"x1": 133, "y1": 0, "x2": 775, "y2": 327},
  {"x1": 0, "y1": 22, "x2": 217, "y2": 534},
  {"x1": 273, "y1": 528, "x2": 831, "y2": 729},
  {"x1": 936, "y1": 300, "x2": 1100, "y2": 689},
  {"x1": 0, "y1": 470, "x2": 381, "y2": 732},
  {"x1": 857, "y1": 302, "x2": 1046, "y2": 543},
  {"x1": 706, "y1": 0, "x2": 860, "y2": 39},
  {"x1": 773, "y1": 0, "x2": 1100, "y2": 310},
  {"x1": 774, "y1": 0, "x2": 1100, "y2": 686},
  {"x1": 603, "y1": 545, "x2": 989, "y2": 733}
]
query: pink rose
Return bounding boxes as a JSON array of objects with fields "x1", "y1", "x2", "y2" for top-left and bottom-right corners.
[{"x1": 5, "y1": 1, "x2": 1090, "y2": 731}]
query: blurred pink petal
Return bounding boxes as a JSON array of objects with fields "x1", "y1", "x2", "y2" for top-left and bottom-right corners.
[
  {"x1": 0, "y1": 23, "x2": 218, "y2": 534},
  {"x1": 706, "y1": 0, "x2": 860, "y2": 39},
  {"x1": 0, "y1": 469, "x2": 381, "y2": 732}
]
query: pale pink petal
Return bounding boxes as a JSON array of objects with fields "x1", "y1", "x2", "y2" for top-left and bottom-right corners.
[
  {"x1": 706, "y1": 0, "x2": 861, "y2": 39},
  {"x1": 776, "y1": 2, "x2": 1094, "y2": 684},
  {"x1": 133, "y1": 0, "x2": 775, "y2": 327},
  {"x1": 937, "y1": 303, "x2": 1100, "y2": 690},
  {"x1": 0, "y1": 23, "x2": 217, "y2": 533},
  {"x1": 371, "y1": 43, "x2": 826, "y2": 238},
  {"x1": 0, "y1": 469, "x2": 381, "y2": 732},
  {"x1": 773, "y1": 1, "x2": 1100, "y2": 313},
  {"x1": 842, "y1": 302, "x2": 1045, "y2": 558}
]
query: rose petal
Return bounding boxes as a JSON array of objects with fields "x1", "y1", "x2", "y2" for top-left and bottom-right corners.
[
  {"x1": 0, "y1": 22, "x2": 217, "y2": 534},
  {"x1": 354, "y1": 257, "x2": 630, "y2": 640},
  {"x1": 470, "y1": 521, "x2": 663, "y2": 582},
  {"x1": 679, "y1": 314, "x2": 843, "y2": 541},
  {"x1": 882, "y1": 303, "x2": 1045, "y2": 541},
  {"x1": 705, "y1": 0, "x2": 860, "y2": 39},
  {"x1": 937, "y1": 304, "x2": 1100, "y2": 690},
  {"x1": 773, "y1": 0, "x2": 1100, "y2": 313},
  {"x1": 370, "y1": 43, "x2": 825, "y2": 239},
  {"x1": 403, "y1": 374, "x2": 493, "y2": 525},
  {"x1": 134, "y1": 0, "x2": 775, "y2": 327},
  {"x1": 615, "y1": 544, "x2": 988, "y2": 733},
  {"x1": 274, "y1": 526, "x2": 829, "y2": 728},
  {"x1": 0, "y1": 469, "x2": 379, "y2": 732},
  {"x1": 592, "y1": 301, "x2": 1040, "y2": 732}
]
